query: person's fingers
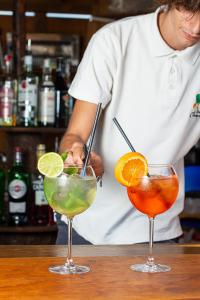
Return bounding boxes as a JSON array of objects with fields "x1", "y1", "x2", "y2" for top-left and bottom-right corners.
[
  {"x1": 64, "y1": 151, "x2": 74, "y2": 165},
  {"x1": 63, "y1": 147, "x2": 104, "y2": 177},
  {"x1": 72, "y1": 147, "x2": 84, "y2": 165},
  {"x1": 64, "y1": 143, "x2": 85, "y2": 165},
  {"x1": 71, "y1": 142, "x2": 85, "y2": 165}
]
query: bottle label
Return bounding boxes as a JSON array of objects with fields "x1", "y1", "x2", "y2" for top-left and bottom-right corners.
[
  {"x1": 24, "y1": 55, "x2": 32, "y2": 66},
  {"x1": 18, "y1": 81, "x2": 38, "y2": 107},
  {"x1": 9, "y1": 201, "x2": 26, "y2": 213},
  {"x1": 0, "y1": 83, "x2": 15, "y2": 125},
  {"x1": 18, "y1": 81, "x2": 38, "y2": 125},
  {"x1": 8, "y1": 179, "x2": 27, "y2": 199},
  {"x1": 35, "y1": 191, "x2": 48, "y2": 206},
  {"x1": 39, "y1": 88, "x2": 55, "y2": 124},
  {"x1": 32, "y1": 180, "x2": 48, "y2": 206}
]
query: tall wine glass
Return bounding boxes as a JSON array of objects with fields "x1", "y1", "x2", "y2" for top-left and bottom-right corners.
[
  {"x1": 44, "y1": 165, "x2": 97, "y2": 274},
  {"x1": 127, "y1": 164, "x2": 179, "y2": 273}
]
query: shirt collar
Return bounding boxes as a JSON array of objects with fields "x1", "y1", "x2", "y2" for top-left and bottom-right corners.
[{"x1": 150, "y1": 6, "x2": 200, "y2": 65}]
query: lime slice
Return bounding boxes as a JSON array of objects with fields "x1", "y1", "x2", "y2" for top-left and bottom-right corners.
[{"x1": 37, "y1": 152, "x2": 64, "y2": 178}]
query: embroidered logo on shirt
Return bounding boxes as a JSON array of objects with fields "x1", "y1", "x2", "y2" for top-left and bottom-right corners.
[{"x1": 190, "y1": 94, "x2": 200, "y2": 118}]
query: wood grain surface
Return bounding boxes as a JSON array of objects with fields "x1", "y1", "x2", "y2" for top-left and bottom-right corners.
[
  {"x1": 0, "y1": 244, "x2": 200, "y2": 258},
  {"x1": 0, "y1": 254, "x2": 199, "y2": 300}
]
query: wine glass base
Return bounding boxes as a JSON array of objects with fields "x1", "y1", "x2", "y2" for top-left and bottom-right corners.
[
  {"x1": 130, "y1": 263, "x2": 171, "y2": 273},
  {"x1": 49, "y1": 264, "x2": 90, "y2": 275}
]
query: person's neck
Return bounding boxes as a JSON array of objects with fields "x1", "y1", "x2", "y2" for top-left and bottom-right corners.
[{"x1": 158, "y1": 9, "x2": 182, "y2": 51}]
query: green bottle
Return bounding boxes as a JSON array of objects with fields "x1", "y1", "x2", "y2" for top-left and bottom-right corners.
[
  {"x1": 8, "y1": 147, "x2": 29, "y2": 225},
  {"x1": 17, "y1": 39, "x2": 38, "y2": 127},
  {"x1": 0, "y1": 153, "x2": 6, "y2": 224}
]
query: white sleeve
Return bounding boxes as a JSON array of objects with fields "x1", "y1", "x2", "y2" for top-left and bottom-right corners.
[{"x1": 68, "y1": 27, "x2": 119, "y2": 109}]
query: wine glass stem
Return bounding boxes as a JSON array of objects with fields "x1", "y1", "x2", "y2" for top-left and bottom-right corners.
[
  {"x1": 66, "y1": 217, "x2": 75, "y2": 268},
  {"x1": 147, "y1": 217, "x2": 155, "y2": 265}
]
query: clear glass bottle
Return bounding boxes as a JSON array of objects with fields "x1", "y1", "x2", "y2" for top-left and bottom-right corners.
[
  {"x1": 65, "y1": 57, "x2": 74, "y2": 118},
  {"x1": 17, "y1": 39, "x2": 38, "y2": 127},
  {"x1": 0, "y1": 54, "x2": 17, "y2": 126},
  {"x1": 31, "y1": 144, "x2": 50, "y2": 225},
  {"x1": 38, "y1": 58, "x2": 55, "y2": 127},
  {"x1": 8, "y1": 147, "x2": 30, "y2": 225}
]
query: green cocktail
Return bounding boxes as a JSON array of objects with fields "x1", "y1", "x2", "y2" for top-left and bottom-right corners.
[
  {"x1": 44, "y1": 173, "x2": 97, "y2": 218},
  {"x1": 43, "y1": 165, "x2": 97, "y2": 275}
]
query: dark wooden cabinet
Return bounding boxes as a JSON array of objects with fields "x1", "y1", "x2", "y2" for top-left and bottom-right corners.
[
  {"x1": 0, "y1": 127, "x2": 66, "y2": 172},
  {"x1": 0, "y1": 127, "x2": 66, "y2": 245},
  {"x1": 0, "y1": 225, "x2": 58, "y2": 245}
]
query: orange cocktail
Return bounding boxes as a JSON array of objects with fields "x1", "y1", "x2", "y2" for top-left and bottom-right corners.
[
  {"x1": 127, "y1": 174, "x2": 179, "y2": 218},
  {"x1": 115, "y1": 157, "x2": 179, "y2": 273}
]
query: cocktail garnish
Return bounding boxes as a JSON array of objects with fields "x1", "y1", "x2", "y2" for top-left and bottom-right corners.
[
  {"x1": 60, "y1": 152, "x2": 79, "y2": 175},
  {"x1": 37, "y1": 152, "x2": 64, "y2": 178},
  {"x1": 60, "y1": 151, "x2": 68, "y2": 162},
  {"x1": 63, "y1": 166, "x2": 78, "y2": 175},
  {"x1": 114, "y1": 152, "x2": 148, "y2": 187}
]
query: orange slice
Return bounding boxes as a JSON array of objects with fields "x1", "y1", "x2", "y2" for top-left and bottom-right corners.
[{"x1": 114, "y1": 152, "x2": 148, "y2": 187}]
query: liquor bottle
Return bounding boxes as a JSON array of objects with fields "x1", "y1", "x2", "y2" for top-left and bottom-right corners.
[
  {"x1": 65, "y1": 58, "x2": 74, "y2": 118},
  {"x1": 0, "y1": 54, "x2": 17, "y2": 126},
  {"x1": 17, "y1": 39, "x2": 38, "y2": 127},
  {"x1": 31, "y1": 144, "x2": 50, "y2": 225},
  {"x1": 8, "y1": 147, "x2": 30, "y2": 225},
  {"x1": 55, "y1": 57, "x2": 69, "y2": 128},
  {"x1": 0, "y1": 153, "x2": 6, "y2": 224},
  {"x1": 38, "y1": 58, "x2": 55, "y2": 127}
]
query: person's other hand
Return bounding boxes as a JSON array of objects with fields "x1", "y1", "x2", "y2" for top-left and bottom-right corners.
[{"x1": 89, "y1": 151, "x2": 104, "y2": 178}]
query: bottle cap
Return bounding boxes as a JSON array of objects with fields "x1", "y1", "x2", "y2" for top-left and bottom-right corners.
[
  {"x1": 44, "y1": 58, "x2": 51, "y2": 68},
  {"x1": 37, "y1": 144, "x2": 46, "y2": 160},
  {"x1": 57, "y1": 56, "x2": 64, "y2": 62},
  {"x1": 0, "y1": 152, "x2": 7, "y2": 163},
  {"x1": 37, "y1": 144, "x2": 46, "y2": 151},
  {"x1": 26, "y1": 39, "x2": 32, "y2": 52},
  {"x1": 14, "y1": 146, "x2": 22, "y2": 152},
  {"x1": 4, "y1": 54, "x2": 12, "y2": 63}
]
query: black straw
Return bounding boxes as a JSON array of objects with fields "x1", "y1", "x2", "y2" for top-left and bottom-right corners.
[
  {"x1": 81, "y1": 103, "x2": 102, "y2": 176},
  {"x1": 113, "y1": 118, "x2": 136, "y2": 152},
  {"x1": 113, "y1": 117, "x2": 150, "y2": 177}
]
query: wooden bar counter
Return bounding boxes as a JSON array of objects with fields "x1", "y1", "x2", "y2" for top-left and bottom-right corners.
[{"x1": 0, "y1": 244, "x2": 199, "y2": 299}]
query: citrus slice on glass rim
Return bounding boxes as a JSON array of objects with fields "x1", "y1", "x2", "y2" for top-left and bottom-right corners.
[
  {"x1": 114, "y1": 152, "x2": 148, "y2": 187},
  {"x1": 37, "y1": 152, "x2": 64, "y2": 178}
]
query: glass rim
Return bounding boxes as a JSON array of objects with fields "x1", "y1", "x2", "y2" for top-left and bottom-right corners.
[
  {"x1": 147, "y1": 163, "x2": 174, "y2": 168},
  {"x1": 127, "y1": 163, "x2": 177, "y2": 181},
  {"x1": 63, "y1": 164, "x2": 93, "y2": 168}
]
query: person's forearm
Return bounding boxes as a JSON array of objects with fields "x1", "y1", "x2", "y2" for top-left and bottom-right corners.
[
  {"x1": 60, "y1": 100, "x2": 97, "y2": 153},
  {"x1": 59, "y1": 100, "x2": 100, "y2": 165}
]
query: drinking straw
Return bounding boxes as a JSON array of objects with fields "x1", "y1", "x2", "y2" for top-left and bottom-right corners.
[
  {"x1": 113, "y1": 117, "x2": 150, "y2": 177},
  {"x1": 81, "y1": 102, "x2": 102, "y2": 176},
  {"x1": 113, "y1": 117, "x2": 136, "y2": 152}
]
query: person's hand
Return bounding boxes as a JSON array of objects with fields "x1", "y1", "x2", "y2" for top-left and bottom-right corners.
[{"x1": 63, "y1": 142, "x2": 104, "y2": 178}]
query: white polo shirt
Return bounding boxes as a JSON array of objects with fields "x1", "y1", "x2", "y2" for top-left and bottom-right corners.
[{"x1": 65, "y1": 6, "x2": 200, "y2": 244}]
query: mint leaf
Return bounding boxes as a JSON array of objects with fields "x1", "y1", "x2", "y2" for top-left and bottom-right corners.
[
  {"x1": 60, "y1": 152, "x2": 68, "y2": 162},
  {"x1": 63, "y1": 167, "x2": 78, "y2": 175}
]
